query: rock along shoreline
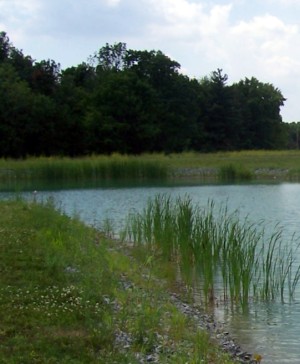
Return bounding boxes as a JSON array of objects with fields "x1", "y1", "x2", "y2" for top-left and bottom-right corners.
[
  {"x1": 169, "y1": 292, "x2": 257, "y2": 364},
  {"x1": 116, "y1": 268, "x2": 258, "y2": 364}
]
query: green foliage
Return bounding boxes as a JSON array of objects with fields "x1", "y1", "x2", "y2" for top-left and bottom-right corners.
[{"x1": 0, "y1": 32, "x2": 290, "y2": 157}]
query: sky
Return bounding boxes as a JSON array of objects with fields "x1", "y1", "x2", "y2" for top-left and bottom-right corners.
[{"x1": 1, "y1": 0, "x2": 300, "y2": 122}]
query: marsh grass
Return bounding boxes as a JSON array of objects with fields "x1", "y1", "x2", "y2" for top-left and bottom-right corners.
[
  {"x1": 2, "y1": 150, "x2": 300, "y2": 187},
  {"x1": 0, "y1": 199, "x2": 235, "y2": 363},
  {"x1": 219, "y1": 164, "x2": 253, "y2": 182},
  {"x1": 123, "y1": 194, "x2": 300, "y2": 306},
  {"x1": 0, "y1": 154, "x2": 168, "y2": 183}
]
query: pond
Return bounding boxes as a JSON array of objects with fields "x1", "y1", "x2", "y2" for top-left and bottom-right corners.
[{"x1": 2, "y1": 180, "x2": 300, "y2": 363}]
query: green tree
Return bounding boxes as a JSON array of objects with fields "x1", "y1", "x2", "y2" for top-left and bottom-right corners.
[
  {"x1": 85, "y1": 70, "x2": 160, "y2": 154},
  {"x1": 125, "y1": 49, "x2": 197, "y2": 152},
  {"x1": 93, "y1": 42, "x2": 127, "y2": 71},
  {"x1": 284, "y1": 121, "x2": 300, "y2": 149},
  {"x1": 197, "y1": 69, "x2": 242, "y2": 151},
  {"x1": 0, "y1": 64, "x2": 34, "y2": 156},
  {"x1": 55, "y1": 64, "x2": 96, "y2": 155},
  {"x1": 9, "y1": 47, "x2": 34, "y2": 84},
  {"x1": 233, "y1": 77, "x2": 286, "y2": 149},
  {"x1": 31, "y1": 59, "x2": 61, "y2": 96},
  {"x1": 0, "y1": 31, "x2": 10, "y2": 62}
]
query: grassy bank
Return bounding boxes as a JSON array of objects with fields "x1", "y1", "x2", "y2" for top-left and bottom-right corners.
[
  {"x1": 0, "y1": 199, "x2": 236, "y2": 363},
  {"x1": 168, "y1": 150, "x2": 300, "y2": 181},
  {"x1": 1, "y1": 150, "x2": 300, "y2": 186}
]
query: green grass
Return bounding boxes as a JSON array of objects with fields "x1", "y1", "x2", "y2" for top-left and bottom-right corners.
[
  {"x1": 0, "y1": 198, "x2": 236, "y2": 363},
  {"x1": 2, "y1": 150, "x2": 300, "y2": 187},
  {"x1": 0, "y1": 154, "x2": 168, "y2": 183},
  {"x1": 165, "y1": 150, "x2": 300, "y2": 181},
  {"x1": 122, "y1": 195, "x2": 300, "y2": 306},
  {"x1": 219, "y1": 164, "x2": 253, "y2": 181}
]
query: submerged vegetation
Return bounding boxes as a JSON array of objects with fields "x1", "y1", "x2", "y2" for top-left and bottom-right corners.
[
  {"x1": 0, "y1": 199, "x2": 236, "y2": 363},
  {"x1": 122, "y1": 195, "x2": 300, "y2": 306}
]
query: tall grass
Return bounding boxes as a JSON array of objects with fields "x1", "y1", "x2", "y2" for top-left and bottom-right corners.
[
  {"x1": 2, "y1": 150, "x2": 300, "y2": 186},
  {"x1": 122, "y1": 194, "x2": 300, "y2": 306},
  {"x1": 219, "y1": 164, "x2": 253, "y2": 182},
  {"x1": 0, "y1": 154, "x2": 168, "y2": 182}
]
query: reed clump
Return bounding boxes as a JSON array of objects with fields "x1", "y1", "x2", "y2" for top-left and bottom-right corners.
[
  {"x1": 122, "y1": 194, "x2": 300, "y2": 306},
  {"x1": 219, "y1": 164, "x2": 253, "y2": 182},
  {"x1": 2, "y1": 150, "x2": 300, "y2": 186},
  {"x1": 0, "y1": 154, "x2": 168, "y2": 182}
]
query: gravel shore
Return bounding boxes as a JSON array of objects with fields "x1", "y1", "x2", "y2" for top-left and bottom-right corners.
[
  {"x1": 169, "y1": 293, "x2": 257, "y2": 363},
  {"x1": 116, "y1": 271, "x2": 257, "y2": 364},
  {"x1": 171, "y1": 166, "x2": 290, "y2": 180}
]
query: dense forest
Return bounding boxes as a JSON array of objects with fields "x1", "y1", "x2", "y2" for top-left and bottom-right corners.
[{"x1": 0, "y1": 31, "x2": 298, "y2": 158}]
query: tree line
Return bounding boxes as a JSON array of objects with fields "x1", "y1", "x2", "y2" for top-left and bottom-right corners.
[{"x1": 0, "y1": 31, "x2": 298, "y2": 158}]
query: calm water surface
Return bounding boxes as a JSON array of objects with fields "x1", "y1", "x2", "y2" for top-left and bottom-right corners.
[{"x1": 2, "y1": 181, "x2": 300, "y2": 363}]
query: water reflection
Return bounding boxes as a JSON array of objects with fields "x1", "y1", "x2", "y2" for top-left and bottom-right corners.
[{"x1": 215, "y1": 300, "x2": 300, "y2": 363}]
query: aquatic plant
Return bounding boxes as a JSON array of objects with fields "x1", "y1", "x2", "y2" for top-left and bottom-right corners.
[
  {"x1": 2, "y1": 150, "x2": 300, "y2": 188},
  {"x1": 219, "y1": 164, "x2": 253, "y2": 182},
  {"x1": 0, "y1": 154, "x2": 168, "y2": 184},
  {"x1": 122, "y1": 194, "x2": 300, "y2": 306}
]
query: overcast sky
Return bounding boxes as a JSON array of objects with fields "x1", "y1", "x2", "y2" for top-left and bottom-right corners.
[{"x1": 1, "y1": 0, "x2": 300, "y2": 122}]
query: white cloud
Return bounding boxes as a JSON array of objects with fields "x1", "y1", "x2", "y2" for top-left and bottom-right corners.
[
  {"x1": 145, "y1": 2, "x2": 300, "y2": 79},
  {"x1": 0, "y1": 0, "x2": 40, "y2": 20},
  {"x1": 146, "y1": 0, "x2": 232, "y2": 52},
  {"x1": 267, "y1": 0, "x2": 300, "y2": 4},
  {"x1": 228, "y1": 15, "x2": 300, "y2": 78},
  {"x1": 148, "y1": 0, "x2": 204, "y2": 23},
  {"x1": 232, "y1": 14, "x2": 297, "y2": 38},
  {"x1": 1, "y1": 0, "x2": 300, "y2": 120},
  {"x1": 0, "y1": 0, "x2": 41, "y2": 43},
  {"x1": 148, "y1": 0, "x2": 231, "y2": 32},
  {"x1": 105, "y1": 0, "x2": 121, "y2": 6}
]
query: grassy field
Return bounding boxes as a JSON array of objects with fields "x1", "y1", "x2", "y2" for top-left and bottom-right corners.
[
  {"x1": 1, "y1": 150, "x2": 300, "y2": 185},
  {"x1": 165, "y1": 150, "x2": 300, "y2": 169},
  {"x1": 167, "y1": 150, "x2": 300, "y2": 180},
  {"x1": 0, "y1": 198, "x2": 237, "y2": 363}
]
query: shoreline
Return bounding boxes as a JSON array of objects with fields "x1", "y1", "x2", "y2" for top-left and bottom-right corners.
[
  {"x1": 170, "y1": 293, "x2": 257, "y2": 364},
  {"x1": 116, "y1": 242, "x2": 258, "y2": 364},
  {"x1": 171, "y1": 166, "x2": 291, "y2": 181}
]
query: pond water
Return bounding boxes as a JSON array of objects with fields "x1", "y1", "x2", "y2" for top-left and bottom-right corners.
[{"x1": 2, "y1": 181, "x2": 300, "y2": 363}]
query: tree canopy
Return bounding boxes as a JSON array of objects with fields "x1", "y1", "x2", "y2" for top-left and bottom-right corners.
[{"x1": 0, "y1": 32, "x2": 292, "y2": 157}]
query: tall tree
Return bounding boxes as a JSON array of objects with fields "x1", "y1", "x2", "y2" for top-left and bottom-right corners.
[
  {"x1": 93, "y1": 42, "x2": 127, "y2": 72},
  {"x1": 31, "y1": 59, "x2": 61, "y2": 96},
  {"x1": 0, "y1": 64, "x2": 33, "y2": 156},
  {"x1": 198, "y1": 69, "x2": 242, "y2": 151},
  {"x1": 85, "y1": 70, "x2": 160, "y2": 154},
  {"x1": 233, "y1": 77, "x2": 286, "y2": 149},
  {"x1": 0, "y1": 31, "x2": 10, "y2": 62},
  {"x1": 9, "y1": 47, "x2": 34, "y2": 84}
]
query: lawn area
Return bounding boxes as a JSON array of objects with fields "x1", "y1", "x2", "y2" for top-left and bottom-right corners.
[{"x1": 0, "y1": 198, "x2": 237, "y2": 363}]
